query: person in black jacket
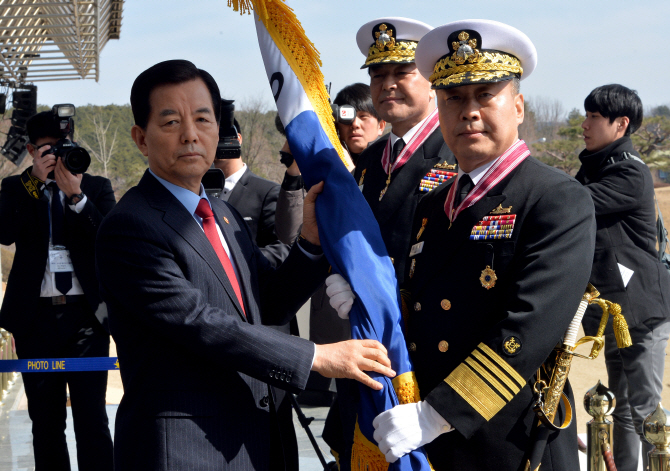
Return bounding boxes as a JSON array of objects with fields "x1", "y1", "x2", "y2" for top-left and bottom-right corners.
[
  {"x1": 212, "y1": 118, "x2": 289, "y2": 268},
  {"x1": 0, "y1": 110, "x2": 115, "y2": 470},
  {"x1": 576, "y1": 84, "x2": 670, "y2": 471}
]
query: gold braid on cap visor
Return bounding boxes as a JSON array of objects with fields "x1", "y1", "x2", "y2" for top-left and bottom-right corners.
[
  {"x1": 429, "y1": 51, "x2": 523, "y2": 87},
  {"x1": 364, "y1": 40, "x2": 417, "y2": 67}
]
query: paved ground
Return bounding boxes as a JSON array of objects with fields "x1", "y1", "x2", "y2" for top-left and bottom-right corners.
[{"x1": 0, "y1": 372, "x2": 334, "y2": 471}]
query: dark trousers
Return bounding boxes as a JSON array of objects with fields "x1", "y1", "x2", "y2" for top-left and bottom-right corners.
[
  {"x1": 15, "y1": 300, "x2": 114, "y2": 471},
  {"x1": 605, "y1": 317, "x2": 670, "y2": 471}
]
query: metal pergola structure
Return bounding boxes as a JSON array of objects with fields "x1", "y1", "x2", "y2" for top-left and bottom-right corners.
[{"x1": 0, "y1": 0, "x2": 123, "y2": 84}]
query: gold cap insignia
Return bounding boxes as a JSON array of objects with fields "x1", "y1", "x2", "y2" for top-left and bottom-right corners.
[
  {"x1": 375, "y1": 24, "x2": 396, "y2": 49},
  {"x1": 489, "y1": 204, "x2": 513, "y2": 215},
  {"x1": 362, "y1": 22, "x2": 418, "y2": 69},
  {"x1": 451, "y1": 31, "x2": 480, "y2": 65},
  {"x1": 429, "y1": 28, "x2": 523, "y2": 90},
  {"x1": 503, "y1": 336, "x2": 522, "y2": 355}
]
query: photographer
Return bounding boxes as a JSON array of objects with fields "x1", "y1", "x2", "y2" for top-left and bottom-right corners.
[
  {"x1": 333, "y1": 83, "x2": 386, "y2": 165},
  {"x1": 0, "y1": 108, "x2": 115, "y2": 470},
  {"x1": 212, "y1": 114, "x2": 291, "y2": 268}
]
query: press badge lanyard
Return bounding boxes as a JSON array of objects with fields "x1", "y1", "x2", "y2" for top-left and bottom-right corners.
[{"x1": 46, "y1": 184, "x2": 74, "y2": 274}]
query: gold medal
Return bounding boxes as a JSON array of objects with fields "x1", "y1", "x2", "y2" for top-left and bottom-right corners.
[
  {"x1": 416, "y1": 218, "x2": 428, "y2": 241},
  {"x1": 479, "y1": 265, "x2": 497, "y2": 289}
]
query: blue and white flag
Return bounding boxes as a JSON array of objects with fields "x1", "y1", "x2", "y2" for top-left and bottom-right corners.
[{"x1": 229, "y1": 1, "x2": 431, "y2": 469}]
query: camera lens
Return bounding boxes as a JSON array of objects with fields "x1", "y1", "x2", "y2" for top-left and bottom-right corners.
[{"x1": 62, "y1": 147, "x2": 91, "y2": 174}]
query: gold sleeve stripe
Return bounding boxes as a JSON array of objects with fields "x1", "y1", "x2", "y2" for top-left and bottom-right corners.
[
  {"x1": 477, "y1": 343, "x2": 525, "y2": 388},
  {"x1": 465, "y1": 357, "x2": 514, "y2": 401},
  {"x1": 471, "y1": 350, "x2": 520, "y2": 396},
  {"x1": 445, "y1": 363, "x2": 506, "y2": 421}
]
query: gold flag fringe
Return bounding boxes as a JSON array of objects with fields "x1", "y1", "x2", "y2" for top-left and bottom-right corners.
[
  {"x1": 351, "y1": 419, "x2": 389, "y2": 471},
  {"x1": 227, "y1": 0, "x2": 353, "y2": 170}
]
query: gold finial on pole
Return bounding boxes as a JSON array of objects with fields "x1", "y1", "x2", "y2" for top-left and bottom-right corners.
[
  {"x1": 643, "y1": 403, "x2": 670, "y2": 471},
  {"x1": 584, "y1": 381, "x2": 615, "y2": 471}
]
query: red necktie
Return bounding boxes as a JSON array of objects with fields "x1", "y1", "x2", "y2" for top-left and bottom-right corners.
[{"x1": 195, "y1": 199, "x2": 246, "y2": 317}]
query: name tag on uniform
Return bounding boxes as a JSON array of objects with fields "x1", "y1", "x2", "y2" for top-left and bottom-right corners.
[
  {"x1": 49, "y1": 247, "x2": 74, "y2": 273},
  {"x1": 410, "y1": 241, "x2": 424, "y2": 257}
]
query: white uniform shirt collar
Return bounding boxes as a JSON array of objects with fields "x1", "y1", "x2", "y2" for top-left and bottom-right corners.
[
  {"x1": 389, "y1": 113, "x2": 431, "y2": 147},
  {"x1": 224, "y1": 163, "x2": 247, "y2": 192},
  {"x1": 457, "y1": 156, "x2": 501, "y2": 186}
]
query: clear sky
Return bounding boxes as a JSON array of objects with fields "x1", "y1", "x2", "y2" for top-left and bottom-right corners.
[{"x1": 34, "y1": 0, "x2": 670, "y2": 116}]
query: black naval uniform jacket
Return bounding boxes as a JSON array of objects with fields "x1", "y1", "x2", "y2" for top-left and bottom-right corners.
[
  {"x1": 404, "y1": 156, "x2": 596, "y2": 470},
  {"x1": 575, "y1": 136, "x2": 670, "y2": 335},
  {"x1": 353, "y1": 128, "x2": 455, "y2": 285}
]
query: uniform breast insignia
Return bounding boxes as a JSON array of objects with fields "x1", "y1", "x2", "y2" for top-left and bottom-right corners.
[
  {"x1": 489, "y1": 204, "x2": 512, "y2": 215},
  {"x1": 416, "y1": 218, "x2": 428, "y2": 241},
  {"x1": 434, "y1": 161, "x2": 457, "y2": 170},
  {"x1": 470, "y1": 214, "x2": 516, "y2": 240},
  {"x1": 419, "y1": 167, "x2": 457, "y2": 193},
  {"x1": 480, "y1": 265, "x2": 497, "y2": 289},
  {"x1": 409, "y1": 259, "x2": 416, "y2": 279},
  {"x1": 502, "y1": 336, "x2": 522, "y2": 356}
]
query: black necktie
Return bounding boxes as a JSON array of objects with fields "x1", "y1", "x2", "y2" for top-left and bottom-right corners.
[
  {"x1": 391, "y1": 138, "x2": 405, "y2": 163},
  {"x1": 49, "y1": 182, "x2": 72, "y2": 295},
  {"x1": 455, "y1": 174, "x2": 474, "y2": 207}
]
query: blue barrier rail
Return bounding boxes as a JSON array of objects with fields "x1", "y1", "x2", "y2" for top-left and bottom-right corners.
[{"x1": 0, "y1": 357, "x2": 119, "y2": 373}]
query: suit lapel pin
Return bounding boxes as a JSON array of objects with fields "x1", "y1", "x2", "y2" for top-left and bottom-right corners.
[
  {"x1": 223, "y1": 217, "x2": 230, "y2": 224},
  {"x1": 480, "y1": 265, "x2": 497, "y2": 289},
  {"x1": 489, "y1": 204, "x2": 512, "y2": 215}
]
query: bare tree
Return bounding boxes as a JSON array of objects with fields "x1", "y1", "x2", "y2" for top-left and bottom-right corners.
[
  {"x1": 529, "y1": 96, "x2": 566, "y2": 141},
  {"x1": 237, "y1": 95, "x2": 272, "y2": 174},
  {"x1": 77, "y1": 113, "x2": 118, "y2": 178}
]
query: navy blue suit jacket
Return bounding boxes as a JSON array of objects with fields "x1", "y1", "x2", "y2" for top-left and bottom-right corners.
[{"x1": 96, "y1": 170, "x2": 327, "y2": 470}]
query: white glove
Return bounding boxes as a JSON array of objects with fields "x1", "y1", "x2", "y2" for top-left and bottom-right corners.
[
  {"x1": 325, "y1": 274, "x2": 355, "y2": 319},
  {"x1": 372, "y1": 401, "x2": 453, "y2": 463}
]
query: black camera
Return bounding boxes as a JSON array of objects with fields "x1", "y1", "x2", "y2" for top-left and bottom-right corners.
[
  {"x1": 216, "y1": 99, "x2": 242, "y2": 160},
  {"x1": 331, "y1": 104, "x2": 357, "y2": 125},
  {"x1": 48, "y1": 104, "x2": 91, "y2": 175}
]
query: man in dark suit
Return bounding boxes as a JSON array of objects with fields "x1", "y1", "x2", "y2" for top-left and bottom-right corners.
[
  {"x1": 576, "y1": 84, "x2": 670, "y2": 471},
  {"x1": 0, "y1": 110, "x2": 115, "y2": 470},
  {"x1": 213, "y1": 120, "x2": 288, "y2": 267},
  {"x1": 368, "y1": 20, "x2": 596, "y2": 470},
  {"x1": 96, "y1": 59, "x2": 394, "y2": 471}
]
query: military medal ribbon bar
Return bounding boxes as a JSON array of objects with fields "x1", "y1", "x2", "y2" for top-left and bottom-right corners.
[{"x1": 444, "y1": 139, "x2": 530, "y2": 224}]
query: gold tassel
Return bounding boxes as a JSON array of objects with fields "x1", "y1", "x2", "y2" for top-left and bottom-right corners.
[
  {"x1": 226, "y1": 0, "x2": 353, "y2": 170},
  {"x1": 227, "y1": 0, "x2": 253, "y2": 15},
  {"x1": 351, "y1": 419, "x2": 389, "y2": 471},
  {"x1": 608, "y1": 301, "x2": 632, "y2": 348}
]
